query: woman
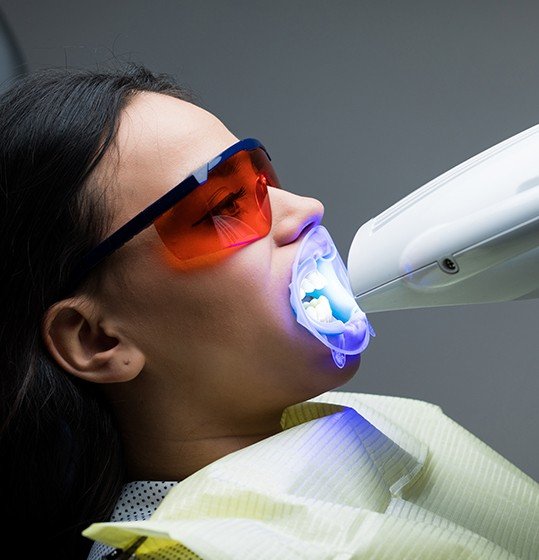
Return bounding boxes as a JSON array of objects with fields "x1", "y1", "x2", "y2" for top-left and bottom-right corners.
[{"x1": 1, "y1": 64, "x2": 538, "y2": 560}]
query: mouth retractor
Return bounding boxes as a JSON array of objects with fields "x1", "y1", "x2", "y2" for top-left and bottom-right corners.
[{"x1": 289, "y1": 225, "x2": 375, "y2": 368}]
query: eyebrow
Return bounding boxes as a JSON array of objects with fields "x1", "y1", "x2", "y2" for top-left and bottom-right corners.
[{"x1": 209, "y1": 157, "x2": 240, "y2": 178}]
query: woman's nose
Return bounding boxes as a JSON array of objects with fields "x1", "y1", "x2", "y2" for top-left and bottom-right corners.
[{"x1": 268, "y1": 187, "x2": 325, "y2": 247}]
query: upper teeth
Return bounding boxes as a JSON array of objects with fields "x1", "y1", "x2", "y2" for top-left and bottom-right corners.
[
  {"x1": 302, "y1": 295, "x2": 334, "y2": 323},
  {"x1": 300, "y1": 270, "x2": 327, "y2": 299}
]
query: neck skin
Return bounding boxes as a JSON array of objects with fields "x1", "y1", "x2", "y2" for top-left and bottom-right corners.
[{"x1": 103, "y1": 374, "x2": 286, "y2": 482}]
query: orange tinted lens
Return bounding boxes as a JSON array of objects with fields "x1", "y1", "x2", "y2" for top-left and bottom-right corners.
[{"x1": 154, "y1": 147, "x2": 281, "y2": 262}]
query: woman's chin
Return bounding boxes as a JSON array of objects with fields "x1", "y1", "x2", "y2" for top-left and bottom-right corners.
[{"x1": 303, "y1": 342, "x2": 362, "y2": 393}]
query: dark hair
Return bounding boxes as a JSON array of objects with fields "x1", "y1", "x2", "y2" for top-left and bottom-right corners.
[{"x1": 0, "y1": 63, "x2": 197, "y2": 559}]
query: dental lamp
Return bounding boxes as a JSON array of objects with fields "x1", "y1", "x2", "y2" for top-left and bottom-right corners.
[{"x1": 347, "y1": 123, "x2": 539, "y2": 313}]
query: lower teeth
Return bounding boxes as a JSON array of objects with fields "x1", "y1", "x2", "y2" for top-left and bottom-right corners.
[{"x1": 302, "y1": 294, "x2": 335, "y2": 323}]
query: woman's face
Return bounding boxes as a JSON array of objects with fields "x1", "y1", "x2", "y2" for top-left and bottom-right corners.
[{"x1": 93, "y1": 92, "x2": 361, "y2": 418}]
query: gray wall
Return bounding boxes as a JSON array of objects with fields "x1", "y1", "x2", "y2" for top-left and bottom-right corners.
[{"x1": 2, "y1": 0, "x2": 538, "y2": 481}]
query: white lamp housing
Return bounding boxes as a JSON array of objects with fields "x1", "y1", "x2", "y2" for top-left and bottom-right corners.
[{"x1": 347, "y1": 124, "x2": 539, "y2": 312}]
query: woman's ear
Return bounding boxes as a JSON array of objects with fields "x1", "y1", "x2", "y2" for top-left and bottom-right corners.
[{"x1": 42, "y1": 296, "x2": 145, "y2": 383}]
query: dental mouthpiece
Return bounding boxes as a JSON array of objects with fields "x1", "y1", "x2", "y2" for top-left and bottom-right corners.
[{"x1": 289, "y1": 225, "x2": 374, "y2": 368}]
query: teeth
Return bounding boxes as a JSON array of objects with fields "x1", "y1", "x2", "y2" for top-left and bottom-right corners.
[
  {"x1": 305, "y1": 305, "x2": 318, "y2": 321},
  {"x1": 302, "y1": 295, "x2": 335, "y2": 323},
  {"x1": 311, "y1": 270, "x2": 327, "y2": 289},
  {"x1": 298, "y1": 269, "x2": 334, "y2": 322},
  {"x1": 301, "y1": 277, "x2": 315, "y2": 294},
  {"x1": 300, "y1": 270, "x2": 327, "y2": 296}
]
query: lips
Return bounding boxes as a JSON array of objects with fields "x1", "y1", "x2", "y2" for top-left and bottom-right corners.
[{"x1": 289, "y1": 225, "x2": 374, "y2": 368}]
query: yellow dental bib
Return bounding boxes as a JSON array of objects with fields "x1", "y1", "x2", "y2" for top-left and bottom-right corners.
[{"x1": 83, "y1": 391, "x2": 539, "y2": 559}]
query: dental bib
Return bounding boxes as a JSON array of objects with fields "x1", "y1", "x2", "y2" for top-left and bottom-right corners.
[{"x1": 289, "y1": 225, "x2": 374, "y2": 367}]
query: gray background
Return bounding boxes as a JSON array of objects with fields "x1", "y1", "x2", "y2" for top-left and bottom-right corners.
[{"x1": 2, "y1": 0, "x2": 538, "y2": 481}]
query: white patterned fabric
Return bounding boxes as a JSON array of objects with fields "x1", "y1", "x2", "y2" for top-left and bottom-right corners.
[
  {"x1": 87, "y1": 481, "x2": 177, "y2": 560},
  {"x1": 84, "y1": 391, "x2": 539, "y2": 559}
]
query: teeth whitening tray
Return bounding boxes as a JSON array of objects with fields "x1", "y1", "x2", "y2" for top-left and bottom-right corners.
[{"x1": 289, "y1": 225, "x2": 374, "y2": 368}]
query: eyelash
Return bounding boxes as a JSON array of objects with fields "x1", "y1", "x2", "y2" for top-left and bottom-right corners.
[{"x1": 192, "y1": 186, "x2": 248, "y2": 226}]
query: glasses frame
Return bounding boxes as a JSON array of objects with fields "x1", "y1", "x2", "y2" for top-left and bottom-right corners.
[{"x1": 71, "y1": 138, "x2": 270, "y2": 288}]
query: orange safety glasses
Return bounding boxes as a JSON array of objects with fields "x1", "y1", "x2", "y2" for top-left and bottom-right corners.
[{"x1": 70, "y1": 138, "x2": 281, "y2": 288}]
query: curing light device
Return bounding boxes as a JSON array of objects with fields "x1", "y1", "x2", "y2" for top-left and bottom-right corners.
[
  {"x1": 289, "y1": 225, "x2": 374, "y2": 369},
  {"x1": 347, "y1": 123, "x2": 539, "y2": 313}
]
